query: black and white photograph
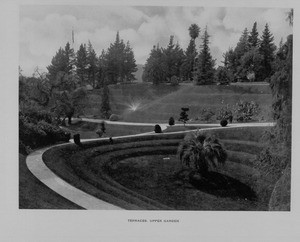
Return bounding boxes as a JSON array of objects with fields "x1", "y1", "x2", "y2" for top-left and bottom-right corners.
[{"x1": 1, "y1": 0, "x2": 299, "y2": 241}]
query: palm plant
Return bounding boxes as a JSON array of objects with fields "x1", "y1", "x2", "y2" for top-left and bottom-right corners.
[{"x1": 178, "y1": 132, "x2": 227, "y2": 176}]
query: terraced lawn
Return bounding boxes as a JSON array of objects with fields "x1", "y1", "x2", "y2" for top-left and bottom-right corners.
[{"x1": 42, "y1": 127, "x2": 274, "y2": 210}]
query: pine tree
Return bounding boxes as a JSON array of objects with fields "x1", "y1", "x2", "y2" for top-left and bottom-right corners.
[
  {"x1": 259, "y1": 23, "x2": 276, "y2": 81},
  {"x1": 249, "y1": 22, "x2": 259, "y2": 48},
  {"x1": 47, "y1": 42, "x2": 74, "y2": 81},
  {"x1": 76, "y1": 44, "x2": 88, "y2": 84},
  {"x1": 87, "y1": 41, "x2": 98, "y2": 88},
  {"x1": 143, "y1": 45, "x2": 167, "y2": 84},
  {"x1": 96, "y1": 49, "x2": 107, "y2": 88},
  {"x1": 162, "y1": 36, "x2": 184, "y2": 81},
  {"x1": 235, "y1": 28, "x2": 250, "y2": 61},
  {"x1": 123, "y1": 41, "x2": 138, "y2": 82},
  {"x1": 105, "y1": 31, "x2": 126, "y2": 84},
  {"x1": 195, "y1": 27, "x2": 215, "y2": 85}
]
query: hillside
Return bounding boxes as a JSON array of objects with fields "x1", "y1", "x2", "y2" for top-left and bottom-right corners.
[{"x1": 82, "y1": 83, "x2": 273, "y2": 123}]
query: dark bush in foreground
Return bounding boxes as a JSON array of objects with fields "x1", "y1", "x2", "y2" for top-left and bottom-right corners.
[
  {"x1": 19, "y1": 110, "x2": 70, "y2": 149},
  {"x1": 220, "y1": 119, "x2": 228, "y2": 127},
  {"x1": 154, "y1": 124, "x2": 162, "y2": 133}
]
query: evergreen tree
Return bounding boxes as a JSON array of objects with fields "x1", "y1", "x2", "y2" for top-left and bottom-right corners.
[
  {"x1": 223, "y1": 48, "x2": 238, "y2": 81},
  {"x1": 47, "y1": 42, "x2": 74, "y2": 81},
  {"x1": 101, "y1": 84, "x2": 111, "y2": 119},
  {"x1": 123, "y1": 41, "x2": 138, "y2": 82},
  {"x1": 143, "y1": 45, "x2": 167, "y2": 85},
  {"x1": 239, "y1": 47, "x2": 263, "y2": 81},
  {"x1": 249, "y1": 22, "x2": 259, "y2": 48},
  {"x1": 162, "y1": 36, "x2": 184, "y2": 81},
  {"x1": 195, "y1": 27, "x2": 215, "y2": 85},
  {"x1": 235, "y1": 28, "x2": 250, "y2": 62},
  {"x1": 105, "y1": 31, "x2": 127, "y2": 84},
  {"x1": 76, "y1": 43, "x2": 88, "y2": 84},
  {"x1": 259, "y1": 23, "x2": 276, "y2": 81},
  {"x1": 181, "y1": 24, "x2": 200, "y2": 81},
  {"x1": 96, "y1": 49, "x2": 107, "y2": 88},
  {"x1": 87, "y1": 41, "x2": 98, "y2": 88}
]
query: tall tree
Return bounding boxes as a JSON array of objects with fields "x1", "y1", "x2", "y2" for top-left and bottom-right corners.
[
  {"x1": 96, "y1": 49, "x2": 107, "y2": 88},
  {"x1": 105, "y1": 31, "x2": 127, "y2": 84},
  {"x1": 123, "y1": 41, "x2": 138, "y2": 82},
  {"x1": 194, "y1": 27, "x2": 215, "y2": 85},
  {"x1": 143, "y1": 44, "x2": 167, "y2": 85},
  {"x1": 64, "y1": 42, "x2": 75, "y2": 74},
  {"x1": 181, "y1": 24, "x2": 200, "y2": 81},
  {"x1": 188, "y1": 24, "x2": 200, "y2": 40},
  {"x1": 76, "y1": 43, "x2": 88, "y2": 84},
  {"x1": 87, "y1": 41, "x2": 98, "y2": 88},
  {"x1": 249, "y1": 22, "x2": 259, "y2": 48},
  {"x1": 259, "y1": 23, "x2": 276, "y2": 81},
  {"x1": 235, "y1": 28, "x2": 250, "y2": 62},
  {"x1": 162, "y1": 36, "x2": 185, "y2": 81}
]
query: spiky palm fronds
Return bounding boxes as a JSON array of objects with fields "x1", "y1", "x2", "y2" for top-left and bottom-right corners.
[{"x1": 178, "y1": 132, "x2": 227, "y2": 175}]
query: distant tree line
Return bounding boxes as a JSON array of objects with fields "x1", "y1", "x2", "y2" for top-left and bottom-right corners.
[
  {"x1": 223, "y1": 22, "x2": 277, "y2": 83},
  {"x1": 47, "y1": 32, "x2": 137, "y2": 88},
  {"x1": 143, "y1": 21, "x2": 282, "y2": 85}
]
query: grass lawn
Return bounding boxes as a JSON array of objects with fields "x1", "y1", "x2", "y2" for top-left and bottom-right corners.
[
  {"x1": 19, "y1": 153, "x2": 83, "y2": 209},
  {"x1": 104, "y1": 154, "x2": 266, "y2": 210},
  {"x1": 61, "y1": 120, "x2": 154, "y2": 139},
  {"x1": 164, "y1": 125, "x2": 218, "y2": 133},
  {"x1": 82, "y1": 83, "x2": 272, "y2": 123}
]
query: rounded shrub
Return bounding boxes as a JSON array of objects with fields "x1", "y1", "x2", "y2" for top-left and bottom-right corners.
[
  {"x1": 109, "y1": 114, "x2": 121, "y2": 121},
  {"x1": 96, "y1": 129, "x2": 103, "y2": 137},
  {"x1": 169, "y1": 117, "x2": 175, "y2": 126},
  {"x1": 154, "y1": 124, "x2": 162, "y2": 133},
  {"x1": 220, "y1": 119, "x2": 228, "y2": 127}
]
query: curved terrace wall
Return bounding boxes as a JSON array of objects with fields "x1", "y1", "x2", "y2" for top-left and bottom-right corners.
[{"x1": 43, "y1": 126, "x2": 273, "y2": 210}]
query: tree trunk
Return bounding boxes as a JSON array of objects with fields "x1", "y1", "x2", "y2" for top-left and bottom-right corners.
[{"x1": 68, "y1": 115, "x2": 72, "y2": 125}]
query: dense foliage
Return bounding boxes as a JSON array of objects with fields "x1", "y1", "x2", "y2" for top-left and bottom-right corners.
[{"x1": 178, "y1": 132, "x2": 227, "y2": 176}]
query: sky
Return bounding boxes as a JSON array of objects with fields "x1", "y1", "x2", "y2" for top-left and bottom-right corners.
[{"x1": 19, "y1": 5, "x2": 293, "y2": 76}]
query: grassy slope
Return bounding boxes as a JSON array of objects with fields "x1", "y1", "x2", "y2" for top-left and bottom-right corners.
[
  {"x1": 83, "y1": 83, "x2": 179, "y2": 118},
  {"x1": 19, "y1": 154, "x2": 82, "y2": 209},
  {"x1": 124, "y1": 84, "x2": 272, "y2": 122},
  {"x1": 83, "y1": 83, "x2": 272, "y2": 123},
  {"x1": 61, "y1": 120, "x2": 153, "y2": 139}
]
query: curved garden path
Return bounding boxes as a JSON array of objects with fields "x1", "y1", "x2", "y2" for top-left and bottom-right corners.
[{"x1": 26, "y1": 121, "x2": 275, "y2": 210}]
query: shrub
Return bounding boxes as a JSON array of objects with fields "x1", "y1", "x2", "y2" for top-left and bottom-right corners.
[
  {"x1": 109, "y1": 114, "x2": 121, "y2": 121},
  {"x1": 154, "y1": 124, "x2": 162, "y2": 133},
  {"x1": 179, "y1": 107, "x2": 189, "y2": 126},
  {"x1": 217, "y1": 105, "x2": 233, "y2": 122},
  {"x1": 198, "y1": 108, "x2": 215, "y2": 122},
  {"x1": 170, "y1": 75, "x2": 179, "y2": 86},
  {"x1": 19, "y1": 110, "x2": 70, "y2": 149},
  {"x1": 169, "y1": 117, "x2": 175, "y2": 126},
  {"x1": 215, "y1": 66, "x2": 231, "y2": 85},
  {"x1": 96, "y1": 129, "x2": 104, "y2": 137},
  {"x1": 220, "y1": 119, "x2": 228, "y2": 127},
  {"x1": 178, "y1": 131, "x2": 227, "y2": 176},
  {"x1": 234, "y1": 100, "x2": 260, "y2": 122}
]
